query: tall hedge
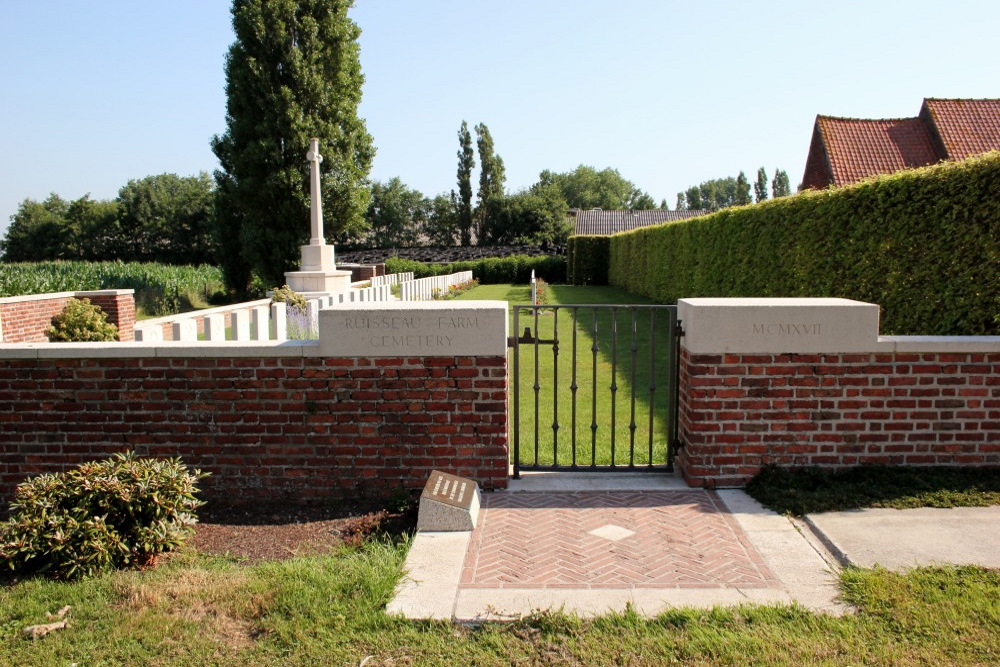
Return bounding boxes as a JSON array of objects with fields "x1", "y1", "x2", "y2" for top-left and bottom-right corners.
[
  {"x1": 384, "y1": 254, "x2": 565, "y2": 284},
  {"x1": 608, "y1": 153, "x2": 1000, "y2": 335},
  {"x1": 566, "y1": 235, "x2": 611, "y2": 286}
]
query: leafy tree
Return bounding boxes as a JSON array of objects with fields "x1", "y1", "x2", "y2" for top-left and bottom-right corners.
[
  {"x1": 684, "y1": 186, "x2": 702, "y2": 210},
  {"x1": 474, "y1": 123, "x2": 505, "y2": 243},
  {"x1": 423, "y1": 192, "x2": 460, "y2": 246},
  {"x1": 456, "y1": 121, "x2": 475, "y2": 246},
  {"x1": 1, "y1": 194, "x2": 72, "y2": 261},
  {"x1": 772, "y1": 168, "x2": 792, "y2": 198},
  {"x1": 676, "y1": 192, "x2": 686, "y2": 210},
  {"x1": 754, "y1": 167, "x2": 769, "y2": 203},
  {"x1": 116, "y1": 173, "x2": 216, "y2": 264},
  {"x1": 537, "y1": 165, "x2": 655, "y2": 210},
  {"x1": 364, "y1": 178, "x2": 427, "y2": 248},
  {"x1": 479, "y1": 187, "x2": 570, "y2": 247},
  {"x1": 211, "y1": 0, "x2": 375, "y2": 290},
  {"x1": 735, "y1": 171, "x2": 752, "y2": 205}
]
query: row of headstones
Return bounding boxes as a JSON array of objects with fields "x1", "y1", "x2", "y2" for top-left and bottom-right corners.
[
  {"x1": 370, "y1": 272, "x2": 414, "y2": 288},
  {"x1": 399, "y1": 271, "x2": 474, "y2": 301}
]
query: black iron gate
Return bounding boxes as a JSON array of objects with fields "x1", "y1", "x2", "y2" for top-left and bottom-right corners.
[{"x1": 509, "y1": 304, "x2": 682, "y2": 477}]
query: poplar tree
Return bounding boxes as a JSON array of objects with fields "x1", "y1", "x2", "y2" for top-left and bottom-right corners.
[
  {"x1": 211, "y1": 0, "x2": 374, "y2": 290},
  {"x1": 474, "y1": 123, "x2": 505, "y2": 244},
  {"x1": 772, "y1": 169, "x2": 792, "y2": 198},
  {"x1": 754, "y1": 167, "x2": 769, "y2": 203},
  {"x1": 456, "y1": 121, "x2": 475, "y2": 246},
  {"x1": 735, "y1": 171, "x2": 752, "y2": 205}
]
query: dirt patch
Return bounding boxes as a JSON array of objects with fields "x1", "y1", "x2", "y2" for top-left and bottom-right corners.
[{"x1": 190, "y1": 501, "x2": 417, "y2": 563}]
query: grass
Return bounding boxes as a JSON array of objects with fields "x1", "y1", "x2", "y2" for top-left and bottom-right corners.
[
  {"x1": 747, "y1": 465, "x2": 1000, "y2": 516},
  {"x1": 458, "y1": 284, "x2": 676, "y2": 469},
  {"x1": 2, "y1": 542, "x2": 999, "y2": 665}
]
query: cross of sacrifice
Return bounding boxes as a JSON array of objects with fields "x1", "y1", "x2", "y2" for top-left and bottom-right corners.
[{"x1": 306, "y1": 138, "x2": 325, "y2": 246}]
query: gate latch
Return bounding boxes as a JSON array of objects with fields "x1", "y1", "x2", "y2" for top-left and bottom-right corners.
[{"x1": 507, "y1": 326, "x2": 556, "y2": 348}]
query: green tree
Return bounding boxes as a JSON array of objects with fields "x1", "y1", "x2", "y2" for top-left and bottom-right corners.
[
  {"x1": 538, "y1": 165, "x2": 655, "y2": 210},
  {"x1": 479, "y1": 187, "x2": 571, "y2": 247},
  {"x1": 116, "y1": 173, "x2": 216, "y2": 264},
  {"x1": 675, "y1": 192, "x2": 686, "y2": 210},
  {"x1": 474, "y1": 123, "x2": 505, "y2": 243},
  {"x1": 64, "y1": 195, "x2": 120, "y2": 261},
  {"x1": 364, "y1": 178, "x2": 427, "y2": 248},
  {"x1": 1, "y1": 194, "x2": 71, "y2": 261},
  {"x1": 735, "y1": 171, "x2": 752, "y2": 205},
  {"x1": 456, "y1": 121, "x2": 475, "y2": 246},
  {"x1": 754, "y1": 167, "x2": 769, "y2": 203},
  {"x1": 211, "y1": 0, "x2": 375, "y2": 290},
  {"x1": 684, "y1": 186, "x2": 702, "y2": 210},
  {"x1": 423, "y1": 192, "x2": 460, "y2": 246},
  {"x1": 772, "y1": 168, "x2": 792, "y2": 198}
]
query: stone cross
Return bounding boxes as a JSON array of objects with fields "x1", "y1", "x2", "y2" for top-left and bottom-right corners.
[{"x1": 306, "y1": 138, "x2": 325, "y2": 246}]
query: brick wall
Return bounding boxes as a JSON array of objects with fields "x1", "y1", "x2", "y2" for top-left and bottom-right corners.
[
  {"x1": 678, "y1": 349, "x2": 1000, "y2": 487},
  {"x1": 0, "y1": 291, "x2": 135, "y2": 343},
  {"x1": 0, "y1": 353, "x2": 509, "y2": 505}
]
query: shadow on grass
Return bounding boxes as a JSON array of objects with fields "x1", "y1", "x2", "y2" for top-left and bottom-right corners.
[{"x1": 746, "y1": 465, "x2": 1000, "y2": 516}]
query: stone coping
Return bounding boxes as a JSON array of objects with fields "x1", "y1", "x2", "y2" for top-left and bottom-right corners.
[
  {"x1": 878, "y1": 336, "x2": 1000, "y2": 353},
  {"x1": 0, "y1": 289, "x2": 135, "y2": 305},
  {"x1": 0, "y1": 340, "x2": 320, "y2": 359}
]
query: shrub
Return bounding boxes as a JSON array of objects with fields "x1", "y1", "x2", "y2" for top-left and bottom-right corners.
[
  {"x1": 271, "y1": 284, "x2": 307, "y2": 312},
  {"x1": 607, "y1": 153, "x2": 1000, "y2": 335},
  {"x1": 46, "y1": 298, "x2": 119, "y2": 342},
  {"x1": 0, "y1": 453, "x2": 207, "y2": 580}
]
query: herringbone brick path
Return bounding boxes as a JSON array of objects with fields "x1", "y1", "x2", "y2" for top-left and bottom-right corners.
[{"x1": 460, "y1": 491, "x2": 778, "y2": 589}]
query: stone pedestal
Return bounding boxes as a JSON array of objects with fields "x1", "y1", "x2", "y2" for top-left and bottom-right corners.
[
  {"x1": 284, "y1": 267, "x2": 351, "y2": 294},
  {"x1": 417, "y1": 470, "x2": 481, "y2": 532}
]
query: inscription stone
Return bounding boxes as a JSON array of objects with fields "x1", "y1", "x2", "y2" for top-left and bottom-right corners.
[
  {"x1": 319, "y1": 301, "x2": 507, "y2": 357},
  {"x1": 417, "y1": 470, "x2": 481, "y2": 532}
]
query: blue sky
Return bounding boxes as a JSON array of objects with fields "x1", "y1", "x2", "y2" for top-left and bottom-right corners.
[{"x1": 1, "y1": 0, "x2": 998, "y2": 238}]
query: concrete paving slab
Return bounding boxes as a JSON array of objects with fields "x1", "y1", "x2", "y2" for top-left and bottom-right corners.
[
  {"x1": 805, "y1": 506, "x2": 1000, "y2": 570},
  {"x1": 509, "y1": 471, "x2": 689, "y2": 492},
  {"x1": 385, "y1": 531, "x2": 470, "y2": 620}
]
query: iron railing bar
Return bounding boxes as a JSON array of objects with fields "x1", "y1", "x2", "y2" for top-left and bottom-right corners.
[
  {"x1": 570, "y1": 307, "x2": 578, "y2": 468},
  {"x1": 648, "y1": 308, "x2": 656, "y2": 467},
  {"x1": 513, "y1": 306, "x2": 521, "y2": 478},
  {"x1": 629, "y1": 308, "x2": 638, "y2": 467},
  {"x1": 552, "y1": 307, "x2": 559, "y2": 466},
  {"x1": 610, "y1": 307, "x2": 618, "y2": 468},
  {"x1": 533, "y1": 305, "x2": 541, "y2": 467},
  {"x1": 590, "y1": 307, "x2": 599, "y2": 467}
]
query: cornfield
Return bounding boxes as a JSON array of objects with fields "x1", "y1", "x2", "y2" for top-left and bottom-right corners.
[{"x1": 0, "y1": 261, "x2": 225, "y2": 316}]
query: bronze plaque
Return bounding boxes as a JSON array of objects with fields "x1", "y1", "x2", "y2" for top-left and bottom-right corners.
[{"x1": 422, "y1": 470, "x2": 476, "y2": 509}]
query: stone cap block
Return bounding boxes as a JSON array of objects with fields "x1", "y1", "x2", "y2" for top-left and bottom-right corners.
[
  {"x1": 417, "y1": 470, "x2": 481, "y2": 532},
  {"x1": 319, "y1": 300, "x2": 508, "y2": 357},
  {"x1": 678, "y1": 297, "x2": 881, "y2": 354}
]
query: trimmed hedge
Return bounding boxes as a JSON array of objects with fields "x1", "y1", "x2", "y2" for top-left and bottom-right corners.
[
  {"x1": 566, "y1": 235, "x2": 611, "y2": 286},
  {"x1": 608, "y1": 153, "x2": 1000, "y2": 335},
  {"x1": 385, "y1": 254, "x2": 565, "y2": 284}
]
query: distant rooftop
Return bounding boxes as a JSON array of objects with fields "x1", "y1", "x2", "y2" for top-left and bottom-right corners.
[
  {"x1": 802, "y1": 98, "x2": 1000, "y2": 189},
  {"x1": 573, "y1": 209, "x2": 709, "y2": 236}
]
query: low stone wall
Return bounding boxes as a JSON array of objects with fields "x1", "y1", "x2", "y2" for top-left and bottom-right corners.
[
  {"x1": 0, "y1": 290, "x2": 135, "y2": 343},
  {"x1": 676, "y1": 298, "x2": 1000, "y2": 487},
  {"x1": 0, "y1": 301, "x2": 509, "y2": 505}
]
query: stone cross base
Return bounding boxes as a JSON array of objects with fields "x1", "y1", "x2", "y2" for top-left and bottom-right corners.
[
  {"x1": 284, "y1": 269, "x2": 351, "y2": 294},
  {"x1": 299, "y1": 244, "x2": 336, "y2": 272}
]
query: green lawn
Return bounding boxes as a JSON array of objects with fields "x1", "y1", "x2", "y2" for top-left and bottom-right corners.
[
  {"x1": 458, "y1": 284, "x2": 676, "y2": 470},
  {"x1": 2, "y1": 543, "x2": 999, "y2": 665}
]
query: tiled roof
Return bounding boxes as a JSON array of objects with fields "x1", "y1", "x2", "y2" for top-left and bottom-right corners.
[
  {"x1": 815, "y1": 116, "x2": 940, "y2": 188},
  {"x1": 803, "y1": 98, "x2": 1000, "y2": 189},
  {"x1": 923, "y1": 98, "x2": 1000, "y2": 161},
  {"x1": 573, "y1": 209, "x2": 709, "y2": 236}
]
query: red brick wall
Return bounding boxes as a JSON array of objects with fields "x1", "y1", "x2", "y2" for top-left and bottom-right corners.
[
  {"x1": 678, "y1": 349, "x2": 1000, "y2": 487},
  {"x1": 0, "y1": 355, "x2": 509, "y2": 505},
  {"x1": 0, "y1": 292, "x2": 135, "y2": 343}
]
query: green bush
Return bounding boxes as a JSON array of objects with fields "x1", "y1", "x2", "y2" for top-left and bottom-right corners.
[
  {"x1": 0, "y1": 453, "x2": 207, "y2": 580},
  {"x1": 607, "y1": 153, "x2": 1000, "y2": 335},
  {"x1": 47, "y1": 298, "x2": 119, "y2": 342},
  {"x1": 566, "y1": 235, "x2": 611, "y2": 285},
  {"x1": 384, "y1": 254, "x2": 565, "y2": 284},
  {"x1": 270, "y1": 284, "x2": 307, "y2": 312}
]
